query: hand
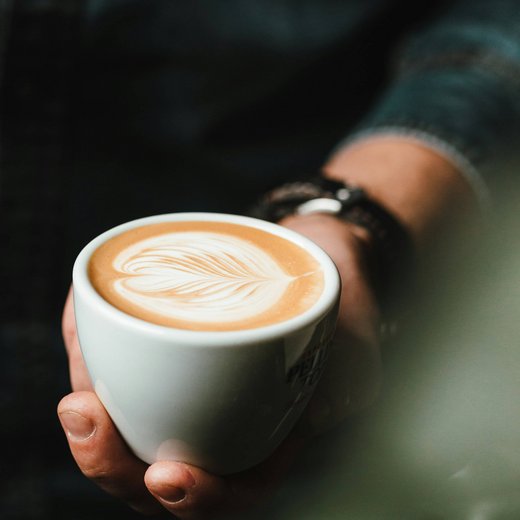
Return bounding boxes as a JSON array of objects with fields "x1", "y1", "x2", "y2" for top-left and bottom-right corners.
[
  {"x1": 58, "y1": 213, "x2": 382, "y2": 518},
  {"x1": 281, "y1": 213, "x2": 382, "y2": 431}
]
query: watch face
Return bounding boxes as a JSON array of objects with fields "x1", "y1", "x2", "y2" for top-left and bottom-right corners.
[
  {"x1": 296, "y1": 198, "x2": 343, "y2": 216},
  {"x1": 254, "y1": 178, "x2": 365, "y2": 222}
]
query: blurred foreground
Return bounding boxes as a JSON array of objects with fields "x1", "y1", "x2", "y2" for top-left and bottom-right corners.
[{"x1": 247, "y1": 189, "x2": 520, "y2": 520}]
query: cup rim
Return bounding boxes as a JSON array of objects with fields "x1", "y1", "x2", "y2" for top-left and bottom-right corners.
[{"x1": 73, "y1": 212, "x2": 340, "y2": 347}]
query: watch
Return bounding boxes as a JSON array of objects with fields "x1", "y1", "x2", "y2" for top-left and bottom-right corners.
[{"x1": 250, "y1": 176, "x2": 414, "y2": 304}]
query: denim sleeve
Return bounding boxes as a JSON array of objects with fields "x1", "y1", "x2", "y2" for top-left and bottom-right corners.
[{"x1": 337, "y1": 0, "x2": 520, "y2": 206}]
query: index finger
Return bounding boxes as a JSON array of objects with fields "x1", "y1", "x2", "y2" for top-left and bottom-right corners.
[
  {"x1": 145, "y1": 432, "x2": 305, "y2": 519},
  {"x1": 62, "y1": 286, "x2": 92, "y2": 391}
]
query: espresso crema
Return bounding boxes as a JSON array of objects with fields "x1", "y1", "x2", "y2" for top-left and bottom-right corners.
[{"x1": 88, "y1": 221, "x2": 324, "y2": 331}]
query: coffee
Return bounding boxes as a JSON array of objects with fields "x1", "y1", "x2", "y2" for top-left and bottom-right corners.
[{"x1": 88, "y1": 221, "x2": 324, "y2": 331}]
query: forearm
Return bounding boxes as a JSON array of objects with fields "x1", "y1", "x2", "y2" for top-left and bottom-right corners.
[{"x1": 323, "y1": 136, "x2": 479, "y2": 252}]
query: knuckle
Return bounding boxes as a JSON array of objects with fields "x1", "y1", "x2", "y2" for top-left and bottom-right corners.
[
  {"x1": 62, "y1": 321, "x2": 78, "y2": 354},
  {"x1": 61, "y1": 296, "x2": 77, "y2": 348},
  {"x1": 80, "y1": 462, "x2": 111, "y2": 482}
]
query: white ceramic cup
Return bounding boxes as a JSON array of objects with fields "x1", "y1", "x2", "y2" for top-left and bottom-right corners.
[{"x1": 73, "y1": 213, "x2": 340, "y2": 474}]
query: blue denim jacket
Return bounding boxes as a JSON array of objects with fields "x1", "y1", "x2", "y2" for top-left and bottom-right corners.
[
  {"x1": 79, "y1": 0, "x2": 520, "y2": 206},
  {"x1": 2, "y1": 0, "x2": 520, "y2": 207},
  {"x1": 348, "y1": 0, "x2": 520, "y2": 207}
]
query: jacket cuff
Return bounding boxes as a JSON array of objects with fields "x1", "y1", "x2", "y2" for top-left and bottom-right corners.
[
  {"x1": 331, "y1": 125, "x2": 490, "y2": 211},
  {"x1": 332, "y1": 64, "x2": 520, "y2": 210}
]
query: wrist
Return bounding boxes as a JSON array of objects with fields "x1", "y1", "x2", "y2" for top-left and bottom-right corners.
[
  {"x1": 251, "y1": 176, "x2": 413, "y2": 306},
  {"x1": 280, "y1": 213, "x2": 376, "y2": 278},
  {"x1": 324, "y1": 136, "x2": 479, "y2": 251},
  {"x1": 281, "y1": 212, "x2": 373, "y2": 252}
]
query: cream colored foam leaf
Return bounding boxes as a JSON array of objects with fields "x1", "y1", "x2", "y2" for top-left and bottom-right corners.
[{"x1": 112, "y1": 232, "x2": 294, "y2": 323}]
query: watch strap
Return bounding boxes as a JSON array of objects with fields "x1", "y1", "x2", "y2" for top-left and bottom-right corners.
[{"x1": 250, "y1": 176, "x2": 414, "y2": 304}]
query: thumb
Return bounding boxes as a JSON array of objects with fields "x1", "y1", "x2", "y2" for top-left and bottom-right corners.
[{"x1": 58, "y1": 391, "x2": 161, "y2": 515}]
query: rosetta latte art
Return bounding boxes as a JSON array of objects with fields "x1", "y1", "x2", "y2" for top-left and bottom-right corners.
[{"x1": 112, "y1": 232, "x2": 299, "y2": 324}]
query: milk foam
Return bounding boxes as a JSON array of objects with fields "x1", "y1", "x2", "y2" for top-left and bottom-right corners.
[{"x1": 112, "y1": 231, "x2": 297, "y2": 324}]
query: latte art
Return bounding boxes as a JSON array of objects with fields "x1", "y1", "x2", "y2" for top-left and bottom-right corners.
[
  {"x1": 89, "y1": 221, "x2": 324, "y2": 331},
  {"x1": 113, "y1": 232, "x2": 296, "y2": 324}
]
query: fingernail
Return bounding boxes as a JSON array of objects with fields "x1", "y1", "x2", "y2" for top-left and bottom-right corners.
[
  {"x1": 150, "y1": 464, "x2": 195, "y2": 505},
  {"x1": 59, "y1": 411, "x2": 96, "y2": 441},
  {"x1": 158, "y1": 486, "x2": 186, "y2": 504}
]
